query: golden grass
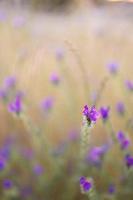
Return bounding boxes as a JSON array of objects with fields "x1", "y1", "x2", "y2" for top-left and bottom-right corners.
[{"x1": 0, "y1": 7, "x2": 133, "y2": 144}]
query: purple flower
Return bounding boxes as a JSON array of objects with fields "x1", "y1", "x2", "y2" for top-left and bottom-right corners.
[
  {"x1": 0, "y1": 10, "x2": 7, "y2": 22},
  {"x1": 125, "y1": 80, "x2": 133, "y2": 91},
  {"x1": 83, "y1": 105, "x2": 100, "y2": 124},
  {"x1": 107, "y1": 62, "x2": 119, "y2": 74},
  {"x1": 3, "y1": 179, "x2": 13, "y2": 189},
  {"x1": 80, "y1": 177, "x2": 92, "y2": 193},
  {"x1": 116, "y1": 102, "x2": 125, "y2": 115},
  {"x1": 83, "y1": 181, "x2": 92, "y2": 192},
  {"x1": 117, "y1": 131, "x2": 130, "y2": 150},
  {"x1": 12, "y1": 16, "x2": 25, "y2": 28},
  {"x1": 49, "y1": 73, "x2": 60, "y2": 85},
  {"x1": 41, "y1": 96, "x2": 54, "y2": 112},
  {"x1": 0, "y1": 158, "x2": 6, "y2": 171},
  {"x1": 55, "y1": 47, "x2": 64, "y2": 60},
  {"x1": 108, "y1": 184, "x2": 116, "y2": 194},
  {"x1": 80, "y1": 176, "x2": 86, "y2": 185},
  {"x1": 4, "y1": 76, "x2": 16, "y2": 89},
  {"x1": 100, "y1": 106, "x2": 110, "y2": 121},
  {"x1": 86, "y1": 145, "x2": 108, "y2": 166},
  {"x1": 33, "y1": 164, "x2": 44, "y2": 176},
  {"x1": 125, "y1": 154, "x2": 133, "y2": 168},
  {"x1": 0, "y1": 89, "x2": 7, "y2": 100},
  {"x1": 8, "y1": 95, "x2": 22, "y2": 114}
]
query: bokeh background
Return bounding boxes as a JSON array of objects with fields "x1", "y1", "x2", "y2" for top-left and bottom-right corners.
[{"x1": 0, "y1": 0, "x2": 133, "y2": 199}]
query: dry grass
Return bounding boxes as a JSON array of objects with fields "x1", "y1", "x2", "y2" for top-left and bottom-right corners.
[{"x1": 0, "y1": 5, "x2": 133, "y2": 145}]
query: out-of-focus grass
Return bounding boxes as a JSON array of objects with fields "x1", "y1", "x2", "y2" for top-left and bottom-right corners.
[{"x1": 0, "y1": 5, "x2": 133, "y2": 145}]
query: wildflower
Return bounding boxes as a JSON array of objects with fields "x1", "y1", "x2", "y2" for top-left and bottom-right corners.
[
  {"x1": 125, "y1": 80, "x2": 133, "y2": 91},
  {"x1": 0, "y1": 158, "x2": 6, "y2": 171},
  {"x1": 8, "y1": 95, "x2": 22, "y2": 114},
  {"x1": 0, "y1": 10, "x2": 7, "y2": 22},
  {"x1": 83, "y1": 105, "x2": 100, "y2": 124},
  {"x1": 100, "y1": 106, "x2": 110, "y2": 121},
  {"x1": 107, "y1": 62, "x2": 119, "y2": 74},
  {"x1": 125, "y1": 154, "x2": 133, "y2": 168},
  {"x1": 117, "y1": 131, "x2": 130, "y2": 150},
  {"x1": 86, "y1": 145, "x2": 108, "y2": 166},
  {"x1": 49, "y1": 72, "x2": 60, "y2": 85},
  {"x1": 3, "y1": 179, "x2": 13, "y2": 189},
  {"x1": 116, "y1": 102, "x2": 125, "y2": 115},
  {"x1": 41, "y1": 96, "x2": 54, "y2": 112},
  {"x1": 108, "y1": 184, "x2": 116, "y2": 194},
  {"x1": 4, "y1": 76, "x2": 16, "y2": 89},
  {"x1": 55, "y1": 47, "x2": 64, "y2": 60},
  {"x1": 12, "y1": 16, "x2": 25, "y2": 28},
  {"x1": 33, "y1": 164, "x2": 44, "y2": 176},
  {"x1": 80, "y1": 176, "x2": 92, "y2": 193}
]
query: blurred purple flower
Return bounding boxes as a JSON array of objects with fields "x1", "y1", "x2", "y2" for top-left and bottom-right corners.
[
  {"x1": 80, "y1": 177, "x2": 92, "y2": 193},
  {"x1": 108, "y1": 184, "x2": 116, "y2": 194},
  {"x1": 3, "y1": 179, "x2": 13, "y2": 189},
  {"x1": 41, "y1": 96, "x2": 54, "y2": 112},
  {"x1": 117, "y1": 131, "x2": 130, "y2": 150},
  {"x1": 125, "y1": 80, "x2": 133, "y2": 91},
  {"x1": 107, "y1": 62, "x2": 119, "y2": 74},
  {"x1": 80, "y1": 176, "x2": 86, "y2": 185},
  {"x1": 8, "y1": 95, "x2": 22, "y2": 114},
  {"x1": 116, "y1": 102, "x2": 125, "y2": 115},
  {"x1": 12, "y1": 16, "x2": 25, "y2": 28},
  {"x1": 0, "y1": 158, "x2": 6, "y2": 171},
  {"x1": 100, "y1": 106, "x2": 110, "y2": 121},
  {"x1": 55, "y1": 47, "x2": 64, "y2": 60},
  {"x1": 4, "y1": 76, "x2": 16, "y2": 89},
  {"x1": 33, "y1": 164, "x2": 44, "y2": 176},
  {"x1": 50, "y1": 72, "x2": 60, "y2": 85},
  {"x1": 0, "y1": 10, "x2": 7, "y2": 22},
  {"x1": 83, "y1": 105, "x2": 100, "y2": 124},
  {"x1": 0, "y1": 89, "x2": 7, "y2": 100},
  {"x1": 125, "y1": 154, "x2": 133, "y2": 168},
  {"x1": 86, "y1": 145, "x2": 108, "y2": 166}
]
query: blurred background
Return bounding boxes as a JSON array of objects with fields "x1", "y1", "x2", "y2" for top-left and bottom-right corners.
[{"x1": 0, "y1": 0, "x2": 133, "y2": 199}]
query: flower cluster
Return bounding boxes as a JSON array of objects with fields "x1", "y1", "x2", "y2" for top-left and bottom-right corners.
[
  {"x1": 79, "y1": 176, "x2": 92, "y2": 193},
  {"x1": 83, "y1": 105, "x2": 100, "y2": 124}
]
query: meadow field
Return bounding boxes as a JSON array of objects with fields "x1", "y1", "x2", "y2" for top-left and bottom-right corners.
[{"x1": 0, "y1": 3, "x2": 133, "y2": 199}]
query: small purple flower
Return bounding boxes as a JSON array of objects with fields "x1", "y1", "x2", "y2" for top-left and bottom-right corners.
[
  {"x1": 100, "y1": 106, "x2": 110, "y2": 121},
  {"x1": 50, "y1": 73, "x2": 60, "y2": 85},
  {"x1": 80, "y1": 176, "x2": 86, "y2": 185},
  {"x1": 55, "y1": 47, "x2": 64, "y2": 60},
  {"x1": 86, "y1": 145, "x2": 108, "y2": 166},
  {"x1": 117, "y1": 131, "x2": 130, "y2": 150},
  {"x1": 3, "y1": 179, "x2": 13, "y2": 189},
  {"x1": 83, "y1": 181, "x2": 92, "y2": 192},
  {"x1": 125, "y1": 80, "x2": 133, "y2": 91},
  {"x1": 116, "y1": 102, "x2": 125, "y2": 115},
  {"x1": 8, "y1": 95, "x2": 22, "y2": 114},
  {"x1": 108, "y1": 184, "x2": 116, "y2": 194},
  {"x1": 83, "y1": 105, "x2": 100, "y2": 124},
  {"x1": 12, "y1": 16, "x2": 25, "y2": 28},
  {"x1": 4, "y1": 76, "x2": 16, "y2": 89},
  {"x1": 41, "y1": 96, "x2": 54, "y2": 112},
  {"x1": 0, "y1": 158, "x2": 6, "y2": 171},
  {"x1": 33, "y1": 164, "x2": 44, "y2": 176},
  {"x1": 125, "y1": 154, "x2": 133, "y2": 168},
  {"x1": 0, "y1": 10, "x2": 7, "y2": 22},
  {"x1": 0, "y1": 89, "x2": 7, "y2": 100},
  {"x1": 107, "y1": 62, "x2": 119, "y2": 74},
  {"x1": 80, "y1": 177, "x2": 92, "y2": 193}
]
